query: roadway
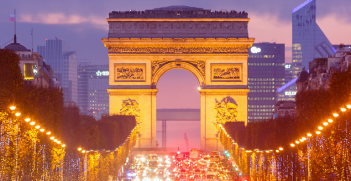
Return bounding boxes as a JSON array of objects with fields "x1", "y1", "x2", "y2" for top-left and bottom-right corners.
[{"x1": 118, "y1": 150, "x2": 246, "y2": 181}]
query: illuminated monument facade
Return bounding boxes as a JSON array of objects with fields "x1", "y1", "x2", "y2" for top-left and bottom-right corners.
[{"x1": 103, "y1": 6, "x2": 254, "y2": 151}]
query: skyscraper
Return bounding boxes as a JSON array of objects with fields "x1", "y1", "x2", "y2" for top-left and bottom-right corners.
[
  {"x1": 292, "y1": 0, "x2": 334, "y2": 78},
  {"x1": 78, "y1": 63, "x2": 109, "y2": 120},
  {"x1": 277, "y1": 0, "x2": 335, "y2": 100},
  {"x1": 247, "y1": 43, "x2": 285, "y2": 122},
  {"x1": 38, "y1": 39, "x2": 77, "y2": 103}
]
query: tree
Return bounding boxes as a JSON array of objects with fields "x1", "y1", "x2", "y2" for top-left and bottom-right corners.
[{"x1": 0, "y1": 49, "x2": 23, "y2": 111}]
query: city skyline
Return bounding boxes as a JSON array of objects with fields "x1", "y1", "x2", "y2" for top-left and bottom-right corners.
[
  {"x1": 1, "y1": 0, "x2": 350, "y2": 65},
  {"x1": 1, "y1": 0, "x2": 350, "y2": 110}
]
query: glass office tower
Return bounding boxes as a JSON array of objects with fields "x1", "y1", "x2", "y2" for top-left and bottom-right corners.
[
  {"x1": 248, "y1": 43, "x2": 285, "y2": 122},
  {"x1": 37, "y1": 39, "x2": 77, "y2": 103},
  {"x1": 292, "y1": 0, "x2": 334, "y2": 78},
  {"x1": 78, "y1": 63, "x2": 109, "y2": 120}
]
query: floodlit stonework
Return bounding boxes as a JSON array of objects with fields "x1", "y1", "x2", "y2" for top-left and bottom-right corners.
[{"x1": 103, "y1": 6, "x2": 254, "y2": 151}]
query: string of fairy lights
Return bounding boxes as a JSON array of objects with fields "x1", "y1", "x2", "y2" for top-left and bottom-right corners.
[
  {"x1": 290, "y1": 104, "x2": 351, "y2": 148},
  {"x1": 219, "y1": 103, "x2": 351, "y2": 154},
  {"x1": 8, "y1": 104, "x2": 138, "y2": 155},
  {"x1": 8, "y1": 105, "x2": 66, "y2": 148}
]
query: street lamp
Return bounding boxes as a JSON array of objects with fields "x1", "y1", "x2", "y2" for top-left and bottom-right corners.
[
  {"x1": 9, "y1": 106, "x2": 16, "y2": 110},
  {"x1": 15, "y1": 112, "x2": 21, "y2": 117},
  {"x1": 328, "y1": 119, "x2": 333, "y2": 123},
  {"x1": 30, "y1": 122, "x2": 35, "y2": 126},
  {"x1": 290, "y1": 144, "x2": 295, "y2": 147},
  {"x1": 25, "y1": 118, "x2": 30, "y2": 122},
  {"x1": 46, "y1": 131, "x2": 51, "y2": 135}
]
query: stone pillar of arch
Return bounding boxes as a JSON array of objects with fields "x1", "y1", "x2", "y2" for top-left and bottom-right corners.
[{"x1": 103, "y1": 7, "x2": 254, "y2": 151}]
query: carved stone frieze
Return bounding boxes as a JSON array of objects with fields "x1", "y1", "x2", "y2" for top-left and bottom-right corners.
[
  {"x1": 120, "y1": 99, "x2": 141, "y2": 123},
  {"x1": 107, "y1": 21, "x2": 248, "y2": 38},
  {"x1": 215, "y1": 97, "x2": 239, "y2": 124},
  {"x1": 151, "y1": 60, "x2": 205, "y2": 77},
  {"x1": 108, "y1": 44, "x2": 250, "y2": 54},
  {"x1": 211, "y1": 63, "x2": 243, "y2": 82},
  {"x1": 109, "y1": 21, "x2": 247, "y2": 31},
  {"x1": 114, "y1": 63, "x2": 146, "y2": 82}
]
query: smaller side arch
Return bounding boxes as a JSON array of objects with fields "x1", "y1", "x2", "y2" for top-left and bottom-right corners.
[{"x1": 151, "y1": 61, "x2": 205, "y2": 88}]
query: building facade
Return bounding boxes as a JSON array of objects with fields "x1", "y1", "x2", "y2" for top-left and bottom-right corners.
[
  {"x1": 297, "y1": 46, "x2": 351, "y2": 92},
  {"x1": 4, "y1": 35, "x2": 59, "y2": 88},
  {"x1": 273, "y1": 101, "x2": 296, "y2": 118},
  {"x1": 247, "y1": 43, "x2": 285, "y2": 122},
  {"x1": 78, "y1": 63, "x2": 109, "y2": 120},
  {"x1": 37, "y1": 39, "x2": 77, "y2": 103},
  {"x1": 277, "y1": 63, "x2": 296, "y2": 101},
  {"x1": 292, "y1": 0, "x2": 335, "y2": 78}
]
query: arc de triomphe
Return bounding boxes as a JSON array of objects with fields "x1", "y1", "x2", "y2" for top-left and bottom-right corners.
[{"x1": 102, "y1": 6, "x2": 254, "y2": 151}]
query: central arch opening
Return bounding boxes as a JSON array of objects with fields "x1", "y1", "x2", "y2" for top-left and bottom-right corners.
[{"x1": 156, "y1": 69, "x2": 200, "y2": 151}]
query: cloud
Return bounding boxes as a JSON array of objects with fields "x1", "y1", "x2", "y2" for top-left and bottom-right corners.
[
  {"x1": 317, "y1": 14, "x2": 351, "y2": 45},
  {"x1": 18, "y1": 13, "x2": 108, "y2": 30}
]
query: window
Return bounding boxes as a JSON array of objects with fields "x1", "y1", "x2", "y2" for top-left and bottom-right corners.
[{"x1": 24, "y1": 63, "x2": 34, "y2": 79}]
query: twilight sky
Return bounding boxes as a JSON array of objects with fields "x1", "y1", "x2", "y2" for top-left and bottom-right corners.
[{"x1": 1, "y1": 0, "x2": 351, "y2": 109}]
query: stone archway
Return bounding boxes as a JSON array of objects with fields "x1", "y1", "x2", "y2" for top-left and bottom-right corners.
[
  {"x1": 151, "y1": 60, "x2": 205, "y2": 88},
  {"x1": 103, "y1": 6, "x2": 254, "y2": 151}
]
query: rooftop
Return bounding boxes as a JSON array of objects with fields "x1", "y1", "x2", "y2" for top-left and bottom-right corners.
[
  {"x1": 4, "y1": 35, "x2": 30, "y2": 52},
  {"x1": 109, "y1": 6, "x2": 248, "y2": 19}
]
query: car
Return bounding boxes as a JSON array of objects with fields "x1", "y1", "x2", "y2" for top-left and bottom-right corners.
[
  {"x1": 206, "y1": 174, "x2": 218, "y2": 181},
  {"x1": 203, "y1": 155, "x2": 210, "y2": 163},
  {"x1": 210, "y1": 151, "x2": 220, "y2": 156},
  {"x1": 210, "y1": 155, "x2": 220, "y2": 163},
  {"x1": 208, "y1": 162, "x2": 218, "y2": 169},
  {"x1": 189, "y1": 148, "x2": 201, "y2": 160}
]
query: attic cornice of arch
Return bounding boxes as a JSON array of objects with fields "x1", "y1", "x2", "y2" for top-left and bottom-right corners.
[
  {"x1": 107, "y1": 18, "x2": 250, "y2": 22},
  {"x1": 102, "y1": 37, "x2": 255, "y2": 43}
]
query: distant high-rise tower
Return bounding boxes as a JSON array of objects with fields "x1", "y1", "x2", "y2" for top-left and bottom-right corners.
[
  {"x1": 77, "y1": 63, "x2": 109, "y2": 120},
  {"x1": 292, "y1": 0, "x2": 335, "y2": 78},
  {"x1": 247, "y1": 42, "x2": 285, "y2": 122},
  {"x1": 277, "y1": 0, "x2": 336, "y2": 100},
  {"x1": 37, "y1": 39, "x2": 77, "y2": 103}
]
